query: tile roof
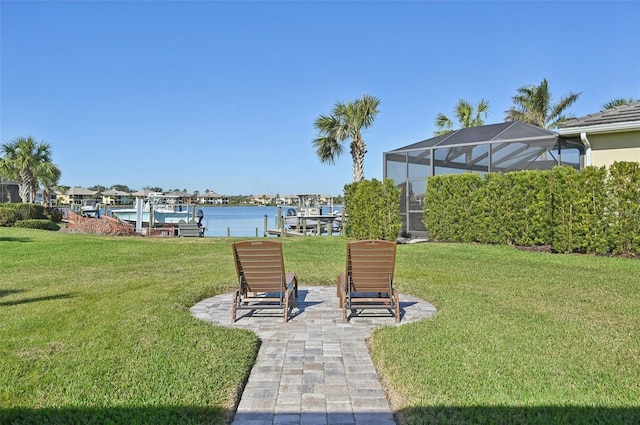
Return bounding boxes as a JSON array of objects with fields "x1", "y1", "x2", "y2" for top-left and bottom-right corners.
[
  {"x1": 559, "y1": 101, "x2": 640, "y2": 129},
  {"x1": 102, "y1": 189, "x2": 132, "y2": 196},
  {"x1": 63, "y1": 187, "x2": 98, "y2": 196}
]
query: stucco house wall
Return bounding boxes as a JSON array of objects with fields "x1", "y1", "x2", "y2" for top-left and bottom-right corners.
[
  {"x1": 558, "y1": 101, "x2": 640, "y2": 168},
  {"x1": 587, "y1": 130, "x2": 640, "y2": 167}
]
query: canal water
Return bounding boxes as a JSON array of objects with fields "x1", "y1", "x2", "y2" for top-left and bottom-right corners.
[
  {"x1": 93, "y1": 205, "x2": 342, "y2": 237},
  {"x1": 193, "y1": 205, "x2": 342, "y2": 237},
  {"x1": 199, "y1": 205, "x2": 280, "y2": 237}
]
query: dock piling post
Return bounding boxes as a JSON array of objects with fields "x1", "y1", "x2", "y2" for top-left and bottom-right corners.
[{"x1": 263, "y1": 215, "x2": 268, "y2": 237}]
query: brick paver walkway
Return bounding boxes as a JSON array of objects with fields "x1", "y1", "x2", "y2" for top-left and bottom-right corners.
[{"x1": 190, "y1": 286, "x2": 437, "y2": 425}]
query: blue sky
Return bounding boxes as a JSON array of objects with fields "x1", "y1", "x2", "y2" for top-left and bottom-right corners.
[{"x1": 2, "y1": 1, "x2": 639, "y2": 196}]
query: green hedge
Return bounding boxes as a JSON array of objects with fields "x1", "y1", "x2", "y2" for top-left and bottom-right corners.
[
  {"x1": 343, "y1": 178, "x2": 402, "y2": 241},
  {"x1": 424, "y1": 162, "x2": 640, "y2": 255},
  {"x1": 0, "y1": 203, "x2": 49, "y2": 226},
  {"x1": 14, "y1": 219, "x2": 61, "y2": 231}
]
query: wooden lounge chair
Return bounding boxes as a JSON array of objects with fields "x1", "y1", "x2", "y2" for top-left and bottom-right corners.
[
  {"x1": 232, "y1": 240, "x2": 298, "y2": 323},
  {"x1": 337, "y1": 239, "x2": 400, "y2": 323}
]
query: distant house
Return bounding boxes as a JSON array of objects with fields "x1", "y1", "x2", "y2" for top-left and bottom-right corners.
[
  {"x1": 199, "y1": 191, "x2": 228, "y2": 204},
  {"x1": 558, "y1": 101, "x2": 640, "y2": 167},
  {"x1": 276, "y1": 194, "x2": 299, "y2": 205},
  {"x1": 0, "y1": 177, "x2": 20, "y2": 203},
  {"x1": 164, "y1": 190, "x2": 191, "y2": 204},
  {"x1": 34, "y1": 189, "x2": 57, "y2": 205},
  {"x1": 252, "y1": 195, "x2": 273, "y2": 205},
  {"x1": 101, "y1": 189, "x2": 133, "y2": 205},
  {"x1": 132, "y1": 189, "x2": 154, "y2": 199},
  {"x1": 56, "y1": 187, "x2": 99, "y2": 205},
  {"x1": 275, "y1": 194, "x2": 336, "y2": 206}
]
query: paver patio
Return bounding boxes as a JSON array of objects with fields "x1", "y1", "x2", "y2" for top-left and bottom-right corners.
[{"x1": 190, "y1": 286, "x2": 437, "y2": 425}]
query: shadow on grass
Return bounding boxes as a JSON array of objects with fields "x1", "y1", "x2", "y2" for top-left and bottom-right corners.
[
  {"x1": 0, "y1": 406, "x2": 229, "y2": 425},
  {"x1": 0, "y1": 289, "x2": 26, "y2": 299},
  {"x1": 4, "y1": 405, "x2": 638, "y2": 425},
  {"x1": 397, "y1": 405, "x2": 640, "y2": 425},
  {"x1": 0, "y1": 236, "x2": 32, "y2": 242},
  {"x1": 0, "y1": 293, "x2": 75, "y2": 307}
]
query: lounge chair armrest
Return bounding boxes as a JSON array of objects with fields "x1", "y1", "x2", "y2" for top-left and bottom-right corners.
[
  {"x1": 337, "y1": 273, "x2": 347, "y2": 308},
  {"x1": 285, "y1": 272, "x2": 298, "y2": 297},
  {"x1": 338, "y1": 273, "x2": 347, "y2": 296}
]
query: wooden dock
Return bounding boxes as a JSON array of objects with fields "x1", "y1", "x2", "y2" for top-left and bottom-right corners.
[
  {"x1": 265, "y1": 229, "x2": 306, "y2": 237},
  {"x1": 268, "y1": 209, "x2": 344, "y2": 237}
]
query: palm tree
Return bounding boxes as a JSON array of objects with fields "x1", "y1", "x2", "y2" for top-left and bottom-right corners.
[
  {"x1": 504, "y1": 78, "x2": 581, "y2": 129},
  {"x1": 434, "y1": 99, "x2": 489, "y2": 135},
  {"x1": 312, "y1": 94, "x2": 381, "y2": 182},
  {"x1": 40, "y1": 166, "x2": 62, "y2": 209},
  {"x1": 602, "y1": 97, "x2": 638, "y2": 110},
  {"x1": 0, "y1": 136, "x2": 61, "y2": 203}
]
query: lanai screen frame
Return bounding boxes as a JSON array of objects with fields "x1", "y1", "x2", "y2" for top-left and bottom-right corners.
[{"x1": 383, "y1": 122, "x2": 585, "y2": 237}]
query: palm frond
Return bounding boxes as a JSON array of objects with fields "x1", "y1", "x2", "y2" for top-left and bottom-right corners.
[
  {"x1": 435, "y1": 112, "x2": 454, "y2": 130},
  {"x1": 601, "y1": 97, "x2": 638, "y2": 110},
  {"x1": 312, "y1": 136, "x2": 343, "y2": 165},
  {"x1": 312, "y1": 94, "x2": 380, "y2": 181}
]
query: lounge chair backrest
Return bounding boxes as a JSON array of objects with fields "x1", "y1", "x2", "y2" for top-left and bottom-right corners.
[
  {"x1": 233, "y1": 240, "x2": 286, "y2": 293},
  {"x1": 346, "y1": 239, "x2": 396, "y2": 293}
]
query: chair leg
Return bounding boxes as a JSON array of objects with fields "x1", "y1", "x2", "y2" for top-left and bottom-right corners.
[
  {"x1": 338, "y1": 275, "x2": 346, "y2": 308},
  {"x1": 232, "y1": 290, "x2": 239, "y2": 323},
  {"x1": 394, "y1": 289, "x2": 400, "y2": 323},
  {"x1": 283, "y1": 290, "x2": 291, "y2": 323}
]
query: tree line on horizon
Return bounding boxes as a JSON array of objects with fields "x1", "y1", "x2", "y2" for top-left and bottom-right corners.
[{"x1": 2, "y1": 78, "x2": 637, "y2": 205}]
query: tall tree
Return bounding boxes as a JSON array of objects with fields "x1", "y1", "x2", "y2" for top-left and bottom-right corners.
[
  {"x1": 40, "y1": 166, "x2": 62, "y2": 208},
  {"x1": 0, "y1": 136, "x2": 61, "y2": 203},
  {"x1": 602, "y1": 97, "x2": 638, "y2": 110},
  {"x1": 313, "y1": 94, "x2": 381, "y2": 182},
  {"x1": 434, "y1": 99, "x2": 489, "y2": 135},
  {"x1": 504, "y1": 78, "x2": 580, "y2": 129}
]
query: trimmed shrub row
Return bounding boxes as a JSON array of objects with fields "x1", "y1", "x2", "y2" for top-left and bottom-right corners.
[
  {"x1": 0, "y1": 203, "x2": 62, "y2": 229},
  {"x1": 14, "y1": 219, "x2": 61, "y2": 231},
  {"x1": 423, "y1": 162, "x2": 640, "y2": 255},
  {"x1": 343, "y1": 178, "x2": 402, "y2": 241}
]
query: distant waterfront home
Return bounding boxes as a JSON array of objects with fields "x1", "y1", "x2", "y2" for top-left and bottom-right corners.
[
  {"x1": 101, "y1": 189, "x2": 133, "y2": 205},
  {"x1": 383, "y1": 121, "x2": 586, "y2": 238},
  {"x1": 276, "y1": 194, "x2": 300, "y2": 205},
  {"x1": 56, "y1": 187, "x2": 99, "y2": 205},
  {"x1": 252, "y1": 195, "x2": 274, "y2": 205},
  {"x1": 164, "y1": 190, "x2": 192, "y2": 204},
  {"x1": 558, "y1": 101, "x2": 640, "y2": 168},
  {"x1": 34, "y1": 189, "x2": 57, "y2": 205},
  {"x1": 199, "y1": 191, "x2": 229, "y2": 204},
  {"x1": 132, "y1": 189, "x2": 154, "y2": 199}
]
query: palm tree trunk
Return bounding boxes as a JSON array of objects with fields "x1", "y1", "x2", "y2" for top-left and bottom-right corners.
[
  {"x1": 18, "y1": 183, "x2": 30, "y2": 203},
  {"x1": 351, "y1": 137, "x2": 367, "y2": 182},
  {"x1": 19, "y1": 168, "x2": 32, "y2": 203}
]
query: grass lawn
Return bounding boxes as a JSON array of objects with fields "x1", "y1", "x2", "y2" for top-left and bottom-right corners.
[{"x1": 1, "y1": 228, "x2": 639, "y2": 424}]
